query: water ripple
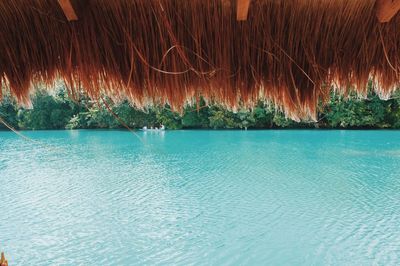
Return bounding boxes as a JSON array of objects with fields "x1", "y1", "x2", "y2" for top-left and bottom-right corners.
[{"x1": 0, "y1": 130, "x2": 400, "y2": 265}]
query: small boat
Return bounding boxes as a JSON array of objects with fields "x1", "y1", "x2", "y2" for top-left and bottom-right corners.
[{"x1": 142, "y1": 125, "x2": 165, "y2": 131}]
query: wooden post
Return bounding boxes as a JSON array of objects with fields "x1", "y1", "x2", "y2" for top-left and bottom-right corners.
[
  {"x1": 237, "y1": 0, "x2": 251, "y2": 21},
  {"x1": 376, "y1": 0, "x2": 400, "y2": 22},
  {"x1": 58, "y1": 0, "x2": 78, "y2": 21},
  {"x1": 0, "y1": 252, "x2": 8, "y2": 266}
]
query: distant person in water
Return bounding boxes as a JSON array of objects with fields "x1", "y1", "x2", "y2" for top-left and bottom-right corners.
[
  {"x1": 142, "y1": 126, "x2": 147, "y2": 131},
  {"x1": 160, "y1": 124, "x2": 165, "y2": 130}
]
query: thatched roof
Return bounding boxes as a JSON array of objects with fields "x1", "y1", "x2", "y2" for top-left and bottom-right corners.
[{"x1": 1, "y1": 0, "x2": 400, "y2": 120}]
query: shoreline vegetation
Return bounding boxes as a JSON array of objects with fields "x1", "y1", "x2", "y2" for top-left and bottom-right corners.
[{"x1": 1, "y1": 84, "x2": 400, "y2": 131}]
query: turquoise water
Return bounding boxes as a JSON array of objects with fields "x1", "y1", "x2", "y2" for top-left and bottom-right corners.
[{"x1": 0, "y1": 130, "x2": 400, "y2": 265}]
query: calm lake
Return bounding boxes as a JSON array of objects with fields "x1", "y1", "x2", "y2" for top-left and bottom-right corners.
[{"x1": 0, "y1": 130, "x2": 399, "y2": 265}]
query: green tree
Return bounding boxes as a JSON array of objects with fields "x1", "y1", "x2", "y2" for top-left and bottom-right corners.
[
  {"x1": 272, "y1": 112, "x2": 297, "y2": 128},
  {"x1": 253, "y1": 103, "x2": 274, "y2": 128},
  {"x1": 323, "y1": 91, "x2": 390, "y2": 128},
  {"x1": 0, "y1": 95, "x2": 18, "y2": 129},
  {"x1": 182, "y1": 101, "x2": 210, "y2": 128},
  {"x1": 208, "y1": 106, "x2": 236, "y2": 129},
  {"x1": 23, "y1": 90, "x2": 74, "y2": 129},
  {"x1": 114, "y1": 101, "x2": 157, "y2": 128},
  {"x1": 155, "y1": 106, "x2": 182, "y2": 129},
  {"x1": 234, "y1": 108, "x2": 256, "y2": 129},
  {"x1": 1, "y1": 81, "x2": 400, "y2": 130}
]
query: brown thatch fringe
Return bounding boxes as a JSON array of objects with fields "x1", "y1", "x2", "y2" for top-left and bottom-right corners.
[{"x1": 0, "y1": 0, "x2": 399, "y2": 120}]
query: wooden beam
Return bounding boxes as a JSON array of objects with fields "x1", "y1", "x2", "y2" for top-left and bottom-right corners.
[
  {"x1": 376, "y1": 0, "x2": 400, "y2": 23},
  {"x1": 58, "y1": 0, "x2": 78, "y2": 21},
  {"x1": 237, "y1": 0, "x2": 251, "y2": 21}
]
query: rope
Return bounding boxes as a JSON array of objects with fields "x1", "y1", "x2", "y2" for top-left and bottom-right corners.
[{"x1": 0, "y1": 115, "x2": 63, "y2": 152}]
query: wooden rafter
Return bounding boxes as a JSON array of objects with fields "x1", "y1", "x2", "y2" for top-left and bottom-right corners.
[
  {"x1": 237, "y1": 0, "x2": 251, "y2": 21},
  {"x1": 58, "y1": 0, "x2": 78, "y2": 21},
  {"x1": 376, "y1": 0, "x2": 400, "y2": 22}
]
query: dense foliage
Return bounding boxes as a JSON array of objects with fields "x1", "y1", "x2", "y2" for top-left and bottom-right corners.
[{"x1": 1, "y1": 85, "x2": 400, "y2": 130}]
